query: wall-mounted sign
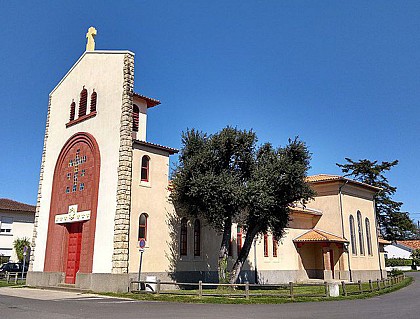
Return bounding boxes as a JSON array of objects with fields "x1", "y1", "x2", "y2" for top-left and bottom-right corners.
[{"x1": 55, "y1": 204, "x2": 91, "y2": 224}]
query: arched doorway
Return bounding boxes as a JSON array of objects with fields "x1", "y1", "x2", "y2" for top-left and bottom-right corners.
[{"x1": 44, "y1": 132, "x2": 100, "y2": 284}]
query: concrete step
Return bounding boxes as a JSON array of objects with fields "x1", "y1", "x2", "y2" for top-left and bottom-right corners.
[{"x1": 33, "y1": 284, "x2": 91, "y2": 293}]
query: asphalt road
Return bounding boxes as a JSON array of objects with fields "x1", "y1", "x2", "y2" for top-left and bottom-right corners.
[{"x1": 0, "y1": 273, "x2": 419, "y2": 319}]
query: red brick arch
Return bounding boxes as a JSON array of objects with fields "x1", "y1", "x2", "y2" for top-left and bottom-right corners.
[{"x1": 44, "y1": 132, "x2": 100, "y2": 279}]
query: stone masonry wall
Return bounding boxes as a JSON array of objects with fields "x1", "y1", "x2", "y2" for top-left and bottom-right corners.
[
  {"x1": 29, "y1": 95, "x2": 52, "y2": 271},
  {"x1": 112, "y1": 53, "x2": 135, "y2": 273}
]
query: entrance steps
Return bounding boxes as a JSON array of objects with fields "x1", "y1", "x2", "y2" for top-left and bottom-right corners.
[{"x1": 34, "y1": 283, "x2": 91, "y2": 294}]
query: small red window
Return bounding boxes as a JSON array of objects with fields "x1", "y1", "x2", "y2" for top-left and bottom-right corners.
[
  {"x1": 180, "y1": 218, "x2": 188, "y2": 256},
  {"x1": 264, "y1": 234, "x2": 269, "y2": 257},
  {"x1": 133, "y1": 104, "x2": 139, "y2": 132},
  {"x1": 141, "y1": 156, "x2": 149, "y2": 182},
  {"x1": 236, "y1": 226, "x2": 242, "y2": 256},
  {"x1": 78, "y1": 87, "x2": 88, "y2": 117},
  {"x1": 194, "y1": 219, "x2": 201, "y2": 256},
  {"x1": 90, "y1": 91, "x2": 97, "y2": 113},
  {"x1": 273, "y1": 237, "x2": 278, "y2": 257},
  {"x1": 138, "y1": 213, "x2": 147, "y2": 241},
  {"x1": 69, "y1": 101, "x2": 76, "y2": 121}
]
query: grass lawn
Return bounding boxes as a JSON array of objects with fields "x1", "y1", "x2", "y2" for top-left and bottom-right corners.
[
  {"x1": 101, "y1": 276, "x2": 413, "y2": 304},
  {"x1": 0, "y1": 279, "x2": 26, "y2": 288}
]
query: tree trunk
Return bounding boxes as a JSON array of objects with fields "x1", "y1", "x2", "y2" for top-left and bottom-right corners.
[
  {"x1": 218, "y1": 217, "x2": 232, "y2": 283},
  {"x1": 229, "y1": 225, "x2": 260, "y2": 284}
]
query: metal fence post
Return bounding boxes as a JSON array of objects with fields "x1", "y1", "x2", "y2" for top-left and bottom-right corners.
[
  {"x1": 358, "y1": 280, "x2": 362, "y2": 294},
  {"x1": 369, "y1": 279, "x2": 373, "y2": 292},
  {"x1": 341, "y1": 281, "x2": 347, "y2": 296},
  {"x1": 245, "y1": 282, "x2": 249, "y2": 300},
  {"x1": 376, "y1": 279, "x2": 380, "y2": 291},
  {"x1": 289, "y1": 282, "x2": 294, "y2": 299},
  {"x1": 324, "y1": 281, "x2": 328, "y2": 297},
  {"x1": 198, "y1": 280, "x2": 202, "y2": 298}
]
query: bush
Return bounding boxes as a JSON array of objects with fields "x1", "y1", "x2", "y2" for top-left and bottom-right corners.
[
  {"x1": 411, "y1": 249, "x2": 420, "y2": 266},
  {"x1": 389, "y1": 268, "x2": 404, "y2": 277},
  {"x1": 385, "y1": 258, "x2": 412, "y2": 267}
]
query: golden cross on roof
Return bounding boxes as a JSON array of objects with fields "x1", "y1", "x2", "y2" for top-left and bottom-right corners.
[{"x1": 86, "y1": 26, "x2": 97, "y2": 51}]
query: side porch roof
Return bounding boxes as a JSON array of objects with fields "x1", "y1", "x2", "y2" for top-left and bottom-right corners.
[{"x1": 293, "y1": 229, "x2": 348, "y2": 244}]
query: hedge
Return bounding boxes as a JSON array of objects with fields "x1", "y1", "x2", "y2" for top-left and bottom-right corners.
[{"x1": 385, "y1": 258, "x2": 412, "y2": 267}]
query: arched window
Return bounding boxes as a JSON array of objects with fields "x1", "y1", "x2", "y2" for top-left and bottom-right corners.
[
  {"x1": 78, "y1": 87, "x2": 88, "y2": 117},
  {"x1": 90, "y1": 91, "x2": 97, "y2": 113},
  {"x1": 236, "y1": 226, "x2": 242, "y2": 256},
  {"x1": 194, "y1": 219, "x2": 201, "y2": 256},
  {"x1": 273, "y1": 236, "x2": 278, "y2": 257},
  {"x1": 180, "y1": 218, "x2": 188, "y2": 256},
  {"x1": 357, "y1": 211, "x2": 365, "y2": 255},
  {"x1": 133, "y1": 104, "x2": 139, "y2": 132},
  {"x1": 69, "y1": 101, "x2": 76, "y2": 121},
  {"x1": 138, "y1": 213, "x2": 147, "y2": 241},
  {"x1": 263, "y1": 233, "x2": 269, "y2": 257},
  {"x1": 349, "y1": 215, "x2": 357, "y2": 255},
  {"x1": 141, "y1": 156, "x2": 150, "y2": 182},
  {"x1": 365, "y1": 218, "x2": 373, "y2": 256}
]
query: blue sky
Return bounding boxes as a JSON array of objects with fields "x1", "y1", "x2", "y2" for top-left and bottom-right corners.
[{"x1": 1, "y1": 1, "x2": 419, "y2": 222}]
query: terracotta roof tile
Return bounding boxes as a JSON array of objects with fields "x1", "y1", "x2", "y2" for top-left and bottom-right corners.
[
  {"x1": 134, "y1": 140, "x2": 179, "y2": 154},
  {"x1": 306, "y1": 174, "x2": 342, "y2": 182},
  {"x1": 396, "y1": 240, "x2": 420, "y2": 250},
  {"x1": 133, "y1": 92, "x2": 161, "y2": 108},
  {"x1": 306, "y1": 174, "x2": 381, "y2": 192},
  {"x1": 293, "y1": 229, "x2": 348, "y2": 243},
  {"x1": 289, "y1": 205, "x2": 323, "y2": 216},
  {"x1": 0, "y1": 198, "x2": 36, "y2": 213},
  {"x1": 378, "y1": 237, "x2": 391, "y2": 245}
]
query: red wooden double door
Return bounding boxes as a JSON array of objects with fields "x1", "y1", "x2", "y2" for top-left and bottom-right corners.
[{"x1": 65, "y1": 222, "x2": 83, "y2": 284}]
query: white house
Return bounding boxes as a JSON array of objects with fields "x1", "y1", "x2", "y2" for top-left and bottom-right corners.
[
  {"x1": 0, "y1": 199, "x2": 36, "y2": 263},
  {"x1": 384, "y1": 240, "x2": 420, "y2": 259}
]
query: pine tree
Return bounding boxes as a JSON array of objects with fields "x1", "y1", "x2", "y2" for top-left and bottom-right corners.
[{"x1": 337, "y1": 158, "x2": 415, "y2": 240}]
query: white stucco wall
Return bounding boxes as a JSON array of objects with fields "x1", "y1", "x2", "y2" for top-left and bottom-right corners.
[
  {"x1": 133, "y1": 97, "x2": 147, "y2": 141},
  {"x1": 33, "y1": 51, "x2": 131, "y2": 273},
  {"x1": 384, "y1": 244, "x2": 412, "y2": 259},
  {"x1": 0, "y1": 211, "x2": 34, "y2": 262}
]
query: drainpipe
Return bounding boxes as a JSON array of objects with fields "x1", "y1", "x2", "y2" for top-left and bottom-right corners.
[
  {"x1": 339, "y1": 180, "x2": 352, "y2": 282},
  {"x1": 373, "y1": 198, "x2": 384, "y2": 279}
]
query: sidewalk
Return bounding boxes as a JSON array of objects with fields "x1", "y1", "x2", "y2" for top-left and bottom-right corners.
[{"x1": 0, "y1": 286, "x2": 100, "y2": 301}]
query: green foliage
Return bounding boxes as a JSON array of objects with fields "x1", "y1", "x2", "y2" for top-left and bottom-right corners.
[
  {"x1": 244, "y1": 139, "x2": 314, "y2": 239},
  {"x1": 385, "y1": 258, "x2": 412, "y2": 267},
  {"x1": 0, "y1": 255, "x2": 10, "y2": 264},
  {"x1": 411, "y1": 249, "x2": 420, "y2": 265},
  {"x1": 171, "y1": 127, "x2": 314, "y2": 283},
  {"x1": 337, "y1": 158, "x2": 416, "y2": 240},
  {"x1": 171, "y1": 127, "x2": 257, "y2": 281},
  {"x1": 171, "y1": 127, "x2": 255, "y2": 229},
  {"x1": 13, "y1": 237, "x2": 30, "y2": 262}
]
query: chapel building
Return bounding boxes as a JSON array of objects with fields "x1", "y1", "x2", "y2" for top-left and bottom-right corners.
[{"x1": 27, "y1": 28, "x2": 386, "y2": 292}]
